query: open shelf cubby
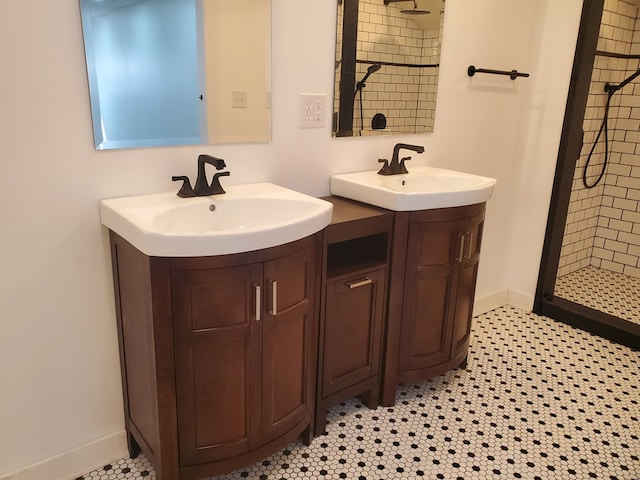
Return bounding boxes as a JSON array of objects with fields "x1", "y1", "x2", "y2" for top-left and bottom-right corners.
[{"x1": 326, "y1": 232, "x2": 388, "y2": 279}]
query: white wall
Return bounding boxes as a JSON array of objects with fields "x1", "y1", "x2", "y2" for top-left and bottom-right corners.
[{"x1": 0, "y1": 0, "x2": 582, "y2": 478}]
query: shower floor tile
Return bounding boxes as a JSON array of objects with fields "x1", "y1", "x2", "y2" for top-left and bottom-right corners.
[
  {"x1": 555, "y1": 265, "x2": 640, "y2": 326},
  {"x1": 77, "y1": 306, "x2": 639, "y2": 480}
]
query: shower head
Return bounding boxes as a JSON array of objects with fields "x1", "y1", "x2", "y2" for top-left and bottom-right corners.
[
  {"x1": 367, "y1": 63, "x2": 382, "y2": 75},
  {"x1": 355, "y1": 64, "x2": 382, "y2": 92},
  {"x1": 400, "y1": 0, "x2": 430, "y2": 15}
]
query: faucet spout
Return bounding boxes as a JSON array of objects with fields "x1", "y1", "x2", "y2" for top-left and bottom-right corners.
[
  {"x1": 194, "y1": 154, "x2": 228, "y2": 196},
  {"x1": 381, "y1": 143, "x2": 425, "y2": 175},
  {"x1": 173, "y1": 154, "x2": 230, "y2": 197}
]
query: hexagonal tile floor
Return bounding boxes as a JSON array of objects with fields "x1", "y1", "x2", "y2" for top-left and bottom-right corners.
[
  {"x1": 77, "y1": 305, "x2": 639, "y2": 480},
  {"x1": 555, "y1": 266, "x2": 640, "y2": 326}
]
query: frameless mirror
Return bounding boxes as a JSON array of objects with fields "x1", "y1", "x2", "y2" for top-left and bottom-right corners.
[
  {"x1": 333, "y1": 0, "x2": 444, "y2": 137},
  {"x1": 80, "y1": 0, "x2": 271, "y2": 150}
]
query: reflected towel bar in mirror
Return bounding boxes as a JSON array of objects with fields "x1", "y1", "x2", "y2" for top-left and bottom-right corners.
[{"x1": 467, "y1": 65, "x2": 530, "y2": 80}]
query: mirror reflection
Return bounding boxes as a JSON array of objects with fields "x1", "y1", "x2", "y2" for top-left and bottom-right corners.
[
  {"x1": 80, "y1": 0, "x2": 271, "y2": 150},
  {"x1": 333, "y1": 0, "x2": 444, "y2": 137}
]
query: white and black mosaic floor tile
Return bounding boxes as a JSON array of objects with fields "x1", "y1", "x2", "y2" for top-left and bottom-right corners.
[
  {"x1": 77, "y1": 306, "x2": 639, "y2": 479},
  {"x1": 555, "y1": 266, "x2": 640, "y2": 326}
]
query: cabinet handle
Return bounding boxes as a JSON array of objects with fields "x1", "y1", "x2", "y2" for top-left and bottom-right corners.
[
  {"x1": 269, "y1": 280, "x2": 278, "y2": 315},
  {"x1": 466, "y1": 232, "x2": 474, "y2": 261},
  {"x1": 457, "y1": 234, "x2": 465, "y2": 263},
  {"x1": 254, "y1": 284, "x2": 261, "y2": 321},
  {"x1": 346, "y1": 277, "x2": 372, "y2": 289}
]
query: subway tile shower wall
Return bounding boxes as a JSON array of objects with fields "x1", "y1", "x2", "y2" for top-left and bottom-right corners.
[
  {"x1": 334, "y1": 0, "x2": 443, "y2": 136},
  {"x1": 558, "y1": 0, "x2": 640, "y2": 279}
]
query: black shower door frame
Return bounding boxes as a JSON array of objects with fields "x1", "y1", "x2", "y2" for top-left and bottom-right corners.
[{"x1": 534, "y1": 0, "x2": 640, "y2": 350}]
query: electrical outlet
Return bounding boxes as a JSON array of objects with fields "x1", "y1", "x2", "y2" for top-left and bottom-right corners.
[
  {"x1": 300, "y1": 94, "x2": 326, "y2": 128},
  {"x1": 231, "y1": 91, "x2": 247, "y2": 109}
]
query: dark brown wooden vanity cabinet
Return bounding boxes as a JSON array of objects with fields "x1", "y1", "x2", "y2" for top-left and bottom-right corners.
[
  {"x1": 382, "y1": 203, "x2": 485, "y2": 405},
  {"x1": 109, "y1": 232, "x2": 321, "y2": 480},
  {"x1": 315, "y1": 197, "x2": 393, "y2": 435}
]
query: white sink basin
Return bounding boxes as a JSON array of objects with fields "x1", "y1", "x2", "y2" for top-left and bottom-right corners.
[
  {"x1": 331, "y1": 166, "x2": 497, "y2": 211},
  {"x1": 100, "y1": 183, "x2": 333, "y2": 257}
]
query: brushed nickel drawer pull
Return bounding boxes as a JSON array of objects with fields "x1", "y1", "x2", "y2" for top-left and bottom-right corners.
[
  {"x1": 466, "y1": 232, "x2": 474, "y2": 261},
  {"x1": 269, "y1": 280, "x2": 278, "y2": 315},
  {"x1": 255, "y1": 284, "x2": 261, "y2": 321},
  {"x1": 346, "y1": 277, "x2": 373, "y2": 289},
  {"x1": 457, "y1": 234, "x2": 465, "y2": 263}
]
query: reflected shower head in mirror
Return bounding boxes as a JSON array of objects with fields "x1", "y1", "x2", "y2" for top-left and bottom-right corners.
[
  {"x1": 401, "y1": 0, "x2": 430, "y2": 15},
  {"x1": 355, "y1": 63, "x2": 382, "y2": 92}
]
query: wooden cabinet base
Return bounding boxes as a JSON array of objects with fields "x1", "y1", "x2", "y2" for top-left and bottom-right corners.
[
  {"x1": 176, "y1": 419, "x2": 311, "y2": 480},
  {"x1": 127, "y1": 419, "x2": 312, "y2": 480},
  {"x1": 396, "y1": 347, "x2": 468, "y2": 386},
  {"x1": 315, "y1": 197, "x2": 392, "y2": 436},
  {"x1": 382, "y1": 203, "x2": 485, "y2": 406},
  {"x1": 110, "y1": 232, "x2": 320, "y2": 480}
]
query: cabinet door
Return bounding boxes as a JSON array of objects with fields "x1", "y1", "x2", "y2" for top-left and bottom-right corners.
[
  {"x1": 322, "y1": 268, "x2": 385, "y2": 397},
  {"x1": 172, "y1": 264, "x2": 263, "y2": 466},
  {"x1": 450, "y1": 212, "x2": 485, "y2": 360},
  {"x1": 262, "y1": 247, "x2": 316, "y2": 440},
  {"x1": 399, "y1": 219, "x2": 463, "y2": 371}
]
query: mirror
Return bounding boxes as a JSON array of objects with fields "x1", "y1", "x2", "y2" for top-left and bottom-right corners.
[
  {"x1": 333, "y1": 0, "x2": 444, "y2": 137},
  {"x1": 79, "y1": 0, "x2": 271, "y2": 150}
]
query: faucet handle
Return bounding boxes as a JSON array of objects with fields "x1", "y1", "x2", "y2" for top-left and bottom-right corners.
[
  {"x1": 377, "y1": 158, "x2": 392, "y2": 176},
  {"x1": 399, "y1": 156, "x2": 411, "y2": 174},
  {"x1": 210, "y1": 171, "x2": 231, "y2": 195},
  {"x1": 172, "y1": 175, "x2": 196, "y2": 198}
]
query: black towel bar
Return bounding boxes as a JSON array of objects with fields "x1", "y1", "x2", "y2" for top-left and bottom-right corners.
[{"x1": 467, "y1": 65, "x2": 530, "y2": 80}]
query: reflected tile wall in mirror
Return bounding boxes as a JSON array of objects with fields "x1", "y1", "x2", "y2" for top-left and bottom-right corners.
[{"x1": 333, "y1": 0, "x2": 444, "y2": 137}]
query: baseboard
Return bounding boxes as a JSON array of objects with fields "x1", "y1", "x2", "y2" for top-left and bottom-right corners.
[
  {"x1": 473, "y1": 289, "x2": 535, "y2": 316},
  {"x1": 473, "y1": 290, "x2": 508, "y2": 316},
  {"x1": 0, "y1": 430, "x2": 128, "y2": 480},
  {"x1": 506, "y1": 289, "x2": 534, "y2": 311}
]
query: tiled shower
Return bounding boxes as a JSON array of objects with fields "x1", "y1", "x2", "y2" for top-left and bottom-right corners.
[{"x1": 558, "y1": 0, "x2": 640, "y2": 291}]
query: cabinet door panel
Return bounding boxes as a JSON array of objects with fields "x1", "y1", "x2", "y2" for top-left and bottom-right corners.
[
  {"x1": 451, "y1": 213, "x2": 485, "y2": 358},
  {"x1": 322, "y1": 269, "x2": 385, "y2": 396},
  {"x1": 406, "y1": 273, "x2": 451, "y2": 368},
  {"x1": 451, "y1": 261, "x2": 477, "y2": 356},
  {"x1": 263, "y1": 248, "x2": 316, "y2": 439},
  {"x1": 268, "y1": 312, "x2": 307, "y2": 428},
  {"x1": 191, "y1": 337, "x2": 249, "y2": 448},
  {"x1": 172, "y1": 264, "x2": 262, "y2": 465},
  {"x1": 399, "y1": 220, "x2": 462, "y2": 371},
  {"x1": 267, "y1": 249, "x2": 310, "y2": 313},
  {"x1": 189, "y1": 281, "x2": 249, "y2": 330}
]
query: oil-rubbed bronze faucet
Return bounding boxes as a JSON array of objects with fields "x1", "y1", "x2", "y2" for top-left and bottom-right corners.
[
  {"x1": 378, "y1": 143, "x2": 425, "y2": 175},
  {"x1": 172, "y1": 154, "x2": 230, "y2": 197},
  {"x1": 194, "y1": 154, "x2": 229, "y2": 195}
]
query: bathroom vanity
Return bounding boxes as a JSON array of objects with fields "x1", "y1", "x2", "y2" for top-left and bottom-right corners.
[
  {"x1": 101, "y1": 171, "x2": 495, "y2": 479},
  {"x1": 109, "y1": 231, "x2": 321, "y2": 480}
]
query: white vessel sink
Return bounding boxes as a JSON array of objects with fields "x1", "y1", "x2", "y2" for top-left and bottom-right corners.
[
  {"x1": 100, "y1": 182, "x2": 333, "y2": 257},
  {"x1": 331, "y1": 166, "x2": 497, "y2": 211}
]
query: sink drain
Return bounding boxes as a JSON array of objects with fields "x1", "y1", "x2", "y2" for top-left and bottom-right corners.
[{"x1": 209, "y1": 204, "x2": 216, "y2": 212}]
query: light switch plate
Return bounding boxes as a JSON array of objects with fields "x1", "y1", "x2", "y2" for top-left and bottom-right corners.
[{"x1": 232, "y1": 91, "x2": 247, "y2": 109}]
